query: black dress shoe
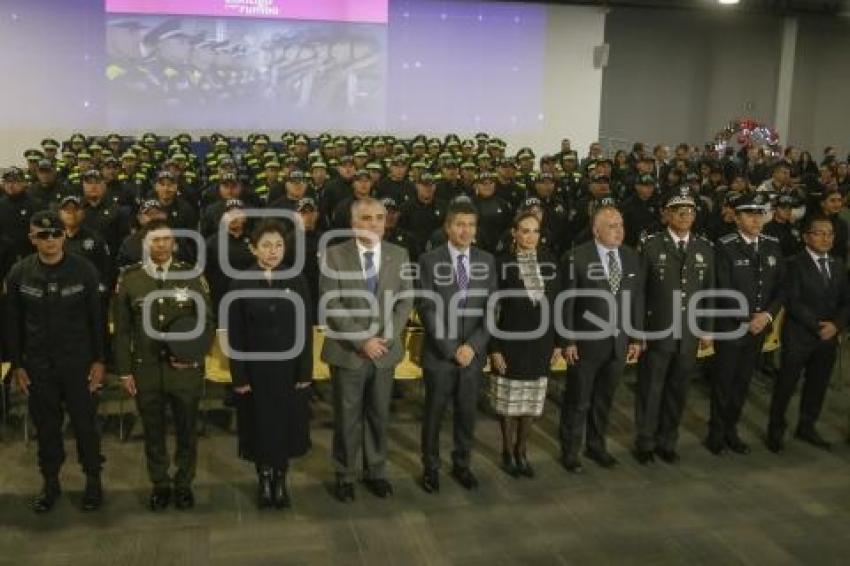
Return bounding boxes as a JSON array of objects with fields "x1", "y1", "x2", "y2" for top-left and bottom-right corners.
[
  {"x1": 795, "y1": 428, "x2": 832, "y2": 450},
  {"x1": 633, "y1": 449, "x2": 655, "y2": 465},
  {"x1": 501, "y1": 451, "x2": 518, "y2": 477},
  {"x1": 363, "y1": 478, "x2": 394, "y2": 498},
  {"x1": 450, "y1": 466, "x2": 479, "y2": 490},
  {"x1": 655, "y1": 448, "x2": 680, "y2": 464},
  {"x1": 514, "y1": 453, "x2": 534, "y2": 478},
  {"x1": 32, "y1": 478, "x2": 61, "y2": 514},
  {"x1": 81, "y1": 474, "x2": 103, "y2": 511},
  {"x1": 273, "y1": 468, "x2": 291, "y2": 509},
  {"x1": 561, "y1": 455, "x2": 583, "y2": 474},
  {"x1": 704, "y1": 438, "x2": 727, "y2": 456},
  {"x1": 422, "y1": 471, "x2": 440, "y2": 494},
  {"x1": 584, "y1": 449, "x2": 618, "y2": 469},
  {"x1": 174, "y1": 487, "x2": 194, "y2": 510},
  {"x1": 258, "y1": 467, "x2": 274, "y2": 509},
  {"x1": 334, "y1": 480, "x2": 355, "y2": 503},
  {"x1": 726, "y1": 436, "x2": 751, "y2": 455},
  {"x1": 765, "y1": 435, "x2": 785, "y2": 454},
  {"x1": 148, "y1": 487, "x2": 171, "y2": 511}
]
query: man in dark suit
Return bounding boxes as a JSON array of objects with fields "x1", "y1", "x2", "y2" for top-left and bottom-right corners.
[
  {"x1": 766, "y1": 214, "x2": 850, "y2": 453},
  {"x1": 708, "y1": 192, "x2": 785, "y2": 456},
  {"x1": 634, "y1": 189, "x2": 715, "y2": 465},
  {"x1": 320, "y1": 197, "x2": 414, "y2": 502},
  {"x1": 559, "y1": 206, "x2": 645, "y2": 473},
  {"x1": 417, "y1": 200, "x2": 498, "y2": 493}
]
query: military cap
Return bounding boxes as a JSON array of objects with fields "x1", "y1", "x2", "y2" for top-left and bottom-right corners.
[
  {"x1": 37, "y1": 158, "x2": 54, "y2": 171},
  {"x1": 224, "y1": 198, "x2": 245, "y2": 211},
  {"x1": 41, "y1": 138, "x2": 60, "y2": 150},
  {"x1": 636, "y1": 174, "x2": 656, "y2": 186},
  {"x1": 81, "y1": 169, "x2": 103, "y2": 183},
  {"x1": 418, "y1": 172, "x2": 438, "y2": 185},
  {"x1": 410, "y1": 161, "x2": 427, "y2": 169},
  {"x1": 156, "y1": 170, "x2": 177, "y2": 182},
  {"x1": 24, "y1": 149, "x2": 44, "y2": 161},
  {"x1": 264, "y1": 160, "x2": 281, "y2": 169},
  {"x1": 775, "y1": 191, "x2": 800, "y2": 207},
  {"x1": 58, "y1": 194, "x2": 83, "y2": 208},
  {"x1": 121, "y1": 150, "x2": 138, "y2": 161},
  {"x1": 296, "y1": 197, "x2": 317, "y2": 212},
  {"x1": 353, "y1": 169, "x2": 371, "y2": 180},
  {"x1": 476, "y1": 171, "x2": 498, "y2": 181},
  {"x1": 366, "y1": 162, "x2": 383, "y2": 171},
  {"x1": 663, "y1": 186, "x2": 696, "y2": 208},
  {"x1": 136, "y1": 198, "x2": 162, "y2": 213},
  {"x1": 338, "y1": 155, "x2": 354, "y2": 165},
  {"x1": 30, "y1": 210, "x2": 63, "y2": 230},
  {"x1": 310, "y1": 161, "x2": 327, "y2": 170},
  {"x1": 461, "y1": 161, "x2": 477, "y2": 170},
  {"x1": 520, "y1": 196, "x2": 543, "y2": 210},
  {"x1": 164, "y1": 313, "x2": 214, "y2": 362},
  {"x1": 220, "y1": 172, "x2": 238, "y2": 183},
  {"x1": 287, "y1": 170, "x2": 306, "y2": 181},
  {"x1": 734, "y1": 191, "x2": 770, "y2": 212},
  {"x1": 77, "y1": 151, "x2": 92, "y2": 160},
  {"x1": 103, "y1": 156, "x2": 119, "y2": 166},
  {"x1": 381, "y1": 197, "x2": 398, "y2": 210}
]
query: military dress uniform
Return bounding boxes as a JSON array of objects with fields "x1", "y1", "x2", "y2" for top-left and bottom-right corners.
[
  {"x1": 635, "y1": 207, "x2": 715, "y2": 462},
  {"x1": 112, "y1": 259, "x2": 214, "y2": 508},
  {"x1": 3, "y1": 212, "x2": 106, "y2": 512},
  {"x1": 708, "y1": 195, "x2": 785, "y2": 454}
]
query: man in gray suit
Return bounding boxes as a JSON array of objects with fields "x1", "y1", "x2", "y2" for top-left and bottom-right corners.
[
  {"x1": 320, "y1": 197, "x2": 414, "y2": 503},
  {"x1": 417, "y1": 200, "x2": 498, "y2": 493}
]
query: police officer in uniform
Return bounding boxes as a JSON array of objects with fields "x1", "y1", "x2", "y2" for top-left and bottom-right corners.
[
  {"x1": 398, "y1": 173, "x2": 445, "y2": 254},
  {"x1": 382, "y1": 197, "x2": 419, "y2": 260},
  {"x1": 707, "y1": 192, "x2": 785, "y2": 455},
  {"x1": 634, "y1": 189, "x2": 715, "y2": 464},
  {"x1": 80, "y1": 169, "x2": 123, "y2": 255},
  {"x1": 471, "y1": 172, "x2": 512, "y2": 254},
  {"x1": 3, "y1": 211, "x2": 106, "y2": 512},
  {"x1": 763, "y1": 191, "x2": 803, "y2": 257},
  {"x1": 1, "y1": 167, "x2": 43, "y2": 271},
  {"x1": 112, "y1": 220, "x2": 214, "y2": 511},
  {"x1": 621, "y1": 174, "x2": 662, "y2": 248}
]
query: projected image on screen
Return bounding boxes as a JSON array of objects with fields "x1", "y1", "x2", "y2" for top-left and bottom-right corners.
[{"x1": 106, "y1": 1, "x2": 387, "y2": 130}]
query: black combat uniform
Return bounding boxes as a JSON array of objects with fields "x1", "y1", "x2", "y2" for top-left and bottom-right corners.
[{"x1": 3, "y1": 213, "x2": 105, "y2": 512}]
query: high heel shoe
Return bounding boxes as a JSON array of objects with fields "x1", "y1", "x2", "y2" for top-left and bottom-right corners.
[
  {"x1": 514, "y1": 452, "x2": 534, "y2": 478},
  {"x1": 501, "y1": 451, "x2": 518, "y2": 477}
]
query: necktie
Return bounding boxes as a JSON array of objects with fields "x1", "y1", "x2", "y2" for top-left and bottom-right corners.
[
  {"x1": 677, "y1": 239, "x2": 687, "y2": 257},
  {"x1": 364, "y1": 251, "x2": 378, "y2": 295},
  {"x1": 456, "y1": 253, "x2": 469, "y2": 298},
  {"x1": 607, "y1": 250, "x2": 621, "y2": 294},
  {"x1": 155, "y1": 266, "x2": 165, "y2": 289},
  {"x1": 818, "y1": 257, "x2": 831, "y2": 283}
]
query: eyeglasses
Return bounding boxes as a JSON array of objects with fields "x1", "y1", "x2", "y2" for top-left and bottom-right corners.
[{"x1": 33, "y1": 229, "x2": 64, "y2": 240}]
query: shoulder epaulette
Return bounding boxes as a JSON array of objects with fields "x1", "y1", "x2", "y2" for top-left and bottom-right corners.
[
  {"x1": 718, "y1": 233, "x2": 740, "y2": 244},
  {"x1": 759, "y1": 233, "x2": 779, "y2": 243}
]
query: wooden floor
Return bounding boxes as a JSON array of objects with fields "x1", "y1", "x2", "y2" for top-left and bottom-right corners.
[{"x1": 1, "y1": 368, "x2": 850, "y2": 565}]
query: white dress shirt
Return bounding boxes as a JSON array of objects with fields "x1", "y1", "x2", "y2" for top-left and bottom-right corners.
[
  {"x1": 356, "y1": 239, "x2": 382, "y2": 279},
  {"x1": 594, "y1": 240, "x2": 621, "y2": 279}
]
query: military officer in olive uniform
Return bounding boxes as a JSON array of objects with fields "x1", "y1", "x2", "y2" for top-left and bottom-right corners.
[
  {"x1": 634, "y1": 189, "x2": 715, "y2": 465},
  {"x1": 707, "y1": 192, "x2": 785, "y2": 455},
  {"x1": 3, "y1": 211, "x2": 106, "y2": 513},
  {"x1": 113, "y1": 219, "x2": 214, "y2": 511}
]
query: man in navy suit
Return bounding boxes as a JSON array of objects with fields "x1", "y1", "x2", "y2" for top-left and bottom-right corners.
[
  {"x1": 559, "y1": 205, "x2": 645, "y2": 473},
  {"x1": 417, "y1": 200, "x2": 498, "y2": 493},
  {"x1": 766, "y1": 214, "x2": 850, "y2": 452}
]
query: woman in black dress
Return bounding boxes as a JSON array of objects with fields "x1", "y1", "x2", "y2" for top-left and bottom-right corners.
[
  {"x1": 489, "y1": 211, "x2": 561, "y2": 478},
  {"x1": 227, "y1": 220, "x2": 313, "y2": 509}
]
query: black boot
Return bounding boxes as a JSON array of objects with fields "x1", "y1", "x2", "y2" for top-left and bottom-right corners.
[
  {"x1": 257, "y1": 466, "x2": 274, "y2": 509},
  {"x1": 33, "y1": 476, "x2": 61, "y2": 514},
  {"x1": 82, "y1": 473, "x2": 103, "y2": 511},
  {"x1": 273, "y1": 467, "x2": 290, "y2": 509}
]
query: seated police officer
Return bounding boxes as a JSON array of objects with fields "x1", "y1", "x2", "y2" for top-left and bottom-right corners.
[{"x1": 3, "y1": 211, "x2": 106, "y2": 513}]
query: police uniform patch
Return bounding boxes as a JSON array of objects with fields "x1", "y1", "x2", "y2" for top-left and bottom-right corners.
[{"x1": 83, "y1": 238, "x2": 95, "y2": 251}]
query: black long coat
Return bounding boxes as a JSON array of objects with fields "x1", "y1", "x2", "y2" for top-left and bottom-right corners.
[
  {"x1": 227, "y1": 266, "x2": 313, "y2": 466},
  {"x1": 490, "y1": 251, "x2": 561, "y2": 379}
]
